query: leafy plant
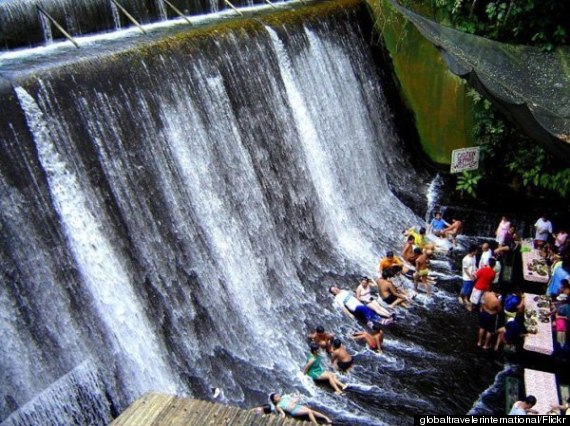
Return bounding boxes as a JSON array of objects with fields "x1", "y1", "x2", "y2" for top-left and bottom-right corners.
[{"x1": 456, "y1": 171, "x2": 482, "y2": 197}]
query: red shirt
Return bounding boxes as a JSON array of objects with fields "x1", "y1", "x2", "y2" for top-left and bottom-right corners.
[{"x1": 474, "y1": 266, "x2": 496, "y2": 291}]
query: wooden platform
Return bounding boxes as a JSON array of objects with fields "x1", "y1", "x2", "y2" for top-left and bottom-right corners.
[{"x1": 110, "y1": 392, "x2": 311, "y2": 426}]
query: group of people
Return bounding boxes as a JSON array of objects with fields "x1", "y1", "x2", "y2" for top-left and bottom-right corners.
[
  {"x1": 253, "y1": 211, "x2": 569, "y2": 423},
  {"x1": 255, "y1": 216, "x2": 453, "y2": 423},
  {"x1": 456, "y1": 214, "x2": 570, "y2": 354}
]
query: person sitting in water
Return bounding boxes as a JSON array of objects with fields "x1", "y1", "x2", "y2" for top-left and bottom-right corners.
[
  {"x1": 442, "y1": 218, "x2": 462, "y2": 246},
  {"x1": 307, "y1": 325, "x2": 334, "y2": 353},
  {"x1": 377, "y1": 270, "x2": 409, "y2": 308},
  {"x1": 355, "y1": 277, "x2": 394, "y2": 318},
  {"x1": 329, "y1": 286, "x2": 394, "y2": 327},
  {"x1": 330, "y1": 338, "x2": 353, "y2": 373},
  {"x1": 378, "y1": 251, "x2": 408, "y2": 276},
  {"x1": 404, "y1": 226, "x2": 427, "y2": 249},
  {"x1": 269, "y1": 392, "x2": 332, "y2": 424},
  {"x1": 427, "y1": 211, "x2": 450, "y2": 237},
  {"x1": 303, "y1": 342, "x2": 347, "y2": 395},
  {"x1": 508, "y1": 395, "x2": 538, "y2": 415},
  {"x1": 351, "y1": 322, "x2": 384, "y2": 353},
  {"x1": 401, "y1": 235, "x2": 417, "y2": 264}
]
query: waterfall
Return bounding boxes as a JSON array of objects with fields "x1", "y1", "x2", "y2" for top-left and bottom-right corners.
[
  {"x1": 0, "y1": 8, "x2": 502, "y2": 425},
  {"x1": 38, "y1": 12, "x2": 54, "y2": 45},
  {"x1": 110, "y1": 3, "x2": 122, "y2": 30}
]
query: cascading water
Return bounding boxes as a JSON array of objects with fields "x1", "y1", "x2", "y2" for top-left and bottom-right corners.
[{"x1": 0, "y1": 4, "x2": 502, "y2": 425}]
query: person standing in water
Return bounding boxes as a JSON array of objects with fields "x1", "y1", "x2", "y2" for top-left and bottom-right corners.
[
  {"x1": 303, "y1": 342, "x2": 347, "y2": 394},
  {"x1": 414, "y1": 248, "x2": 433, "y2": 295}
]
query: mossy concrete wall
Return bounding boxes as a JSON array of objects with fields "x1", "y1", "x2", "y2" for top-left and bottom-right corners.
[{"x1": 367, "y1": 0, "x2": 475, "y2": 165}]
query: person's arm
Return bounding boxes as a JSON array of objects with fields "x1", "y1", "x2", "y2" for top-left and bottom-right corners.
[
  {"x1": 355, "y1": 285, "x2": 363, "y2": 301},
  {"x1": 330, "y1": 349, "x2": 338, "y2": 364},
  {"x1": 343, "y1": 306, "x2": 356, "y2": 319},
  {"x1": 275, "y1": 405, "x2": 286, "y2": 418},
  {"x1": 303, "y1": 357, "x2": 315, "y2": 375},
  {"x1": 550, "y1": 402, "x2": 570, "y2": 411}
]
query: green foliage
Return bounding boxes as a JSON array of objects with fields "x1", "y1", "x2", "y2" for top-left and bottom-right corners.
[
  {"x1": 456, "y1": 170, "x2": 482, "y2": 197},
  {"x1": 466, "y1": 90, "x2": 570, "y2": 199},
  {"x1": 422, "y1": 0, "x2": 569, "y2": 48}
]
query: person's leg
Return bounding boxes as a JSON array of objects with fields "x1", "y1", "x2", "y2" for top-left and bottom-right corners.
[
  {"x1": 477, "y1": 327, "x2": 485, "y2": 347},
  {"x1": 311, "y1": 409, "x2": 332, "y2": 424},
  {"x1": 483, "y1": 331, "x2": 493, "y2": 349},
  {"x1": 318, "y1": 372, "x2": 342, "y2": 393},
  {"x1": 367, "y1": 300, "x2": 392, "y2": 318},
  {"x1": 422, "y1": 275, "x2": 430, "y2": 295}
]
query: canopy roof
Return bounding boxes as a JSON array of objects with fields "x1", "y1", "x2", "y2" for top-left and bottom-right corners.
[{"x1": 388, "y1": 0, "x2": 570, "y2": 162}]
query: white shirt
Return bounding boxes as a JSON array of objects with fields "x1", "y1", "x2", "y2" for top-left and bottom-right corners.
[
  {"x1": 535, "y1": 218, "x2": 552, "y2": 241},
  {"x1": 493, "y1": 261, "x2": 502, "y2": 284},
  {"x1": 334, "y1": 290, "x2": 360, "y2": 312},
  {"x1": 479, "y1": 249, "x2": 492, "y2": 269},
  {"x1": 462, "y1": 254, "x2": 476, "y2": 281}
]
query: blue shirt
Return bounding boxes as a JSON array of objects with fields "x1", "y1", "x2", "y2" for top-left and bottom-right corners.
[
  {"x1": 547, "y1": 264, "x2": 570, "y2": 297},
  {"x1": 430, "y1": 218, "x2": 446, "y2": 231}
]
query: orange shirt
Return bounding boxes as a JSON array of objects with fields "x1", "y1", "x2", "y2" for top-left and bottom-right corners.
[{"x1": 379, "y1": 256, "x2": 403, "y2": 271}]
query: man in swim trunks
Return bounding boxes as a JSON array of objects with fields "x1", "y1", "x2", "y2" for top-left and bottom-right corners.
[
  {"x1": 442, "y1": 218, "x2": 462, "y2": 246},
  {"x1": 477, "y1": 283, "x2": 501, "y2": 350},
  {"x1": 307, "y1": 325, "x2": 334, "y2": 353},
  {"x1": 329, "y1": 286, "x2": 394, "y2": 327},
  {"x1": 377, "y1": 270, "x2": 408, "y2": 308},
  {"x1": 413, "y1": 248, "x2": 432, "y2": 295},
  {"x1": 351, "y1": 323, "x2": 384, "y2": 353},
  {"x1": 330, "y1": 338, "x2": 354, "y2": 373},
  {"x1": 355, "y1": 277, "x2": 394, "y2": 318},
  {"x1": 270, "y1": 392, "x2": 332, "y2": 424}
]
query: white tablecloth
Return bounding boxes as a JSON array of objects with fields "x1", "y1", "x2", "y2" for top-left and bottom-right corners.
[{"x1": 523, "y1": 293, "x2": 553, "y2": 355}]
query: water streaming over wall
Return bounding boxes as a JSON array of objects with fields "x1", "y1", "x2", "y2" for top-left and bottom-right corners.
[
  {"x1": 0, "y1": 7, "x2": 502, "y2": 424},
  {"x1": 0, "y1": 0, "x2": 267, "y2": 50}
]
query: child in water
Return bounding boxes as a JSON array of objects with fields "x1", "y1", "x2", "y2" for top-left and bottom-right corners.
[{"x1": 351, "y1": 323, "x2": 384, "y2": 353}]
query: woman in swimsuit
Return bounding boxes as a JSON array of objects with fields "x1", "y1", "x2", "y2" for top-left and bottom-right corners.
[
  {"x1": 351, "y1": 323, "x2": 384, "y2": 353},
  {"x1": 303, "y1": 342, "x2": 347, "y2": 394},
  {"x1": 270, "y1": 393, "x2": 332, "y2": 424}
]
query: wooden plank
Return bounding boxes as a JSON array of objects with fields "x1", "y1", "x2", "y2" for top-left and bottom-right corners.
[
  {"x1": 112, "y1": 393, "x2": 172, "y2": 426},
  {"x1": 111, "y1": 393, "x2": 312, "y2": 426}
]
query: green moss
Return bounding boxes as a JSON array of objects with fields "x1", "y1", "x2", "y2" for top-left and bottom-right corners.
[{"x1": 367, "y1": 0, "x2": 475, "y2": 165}]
